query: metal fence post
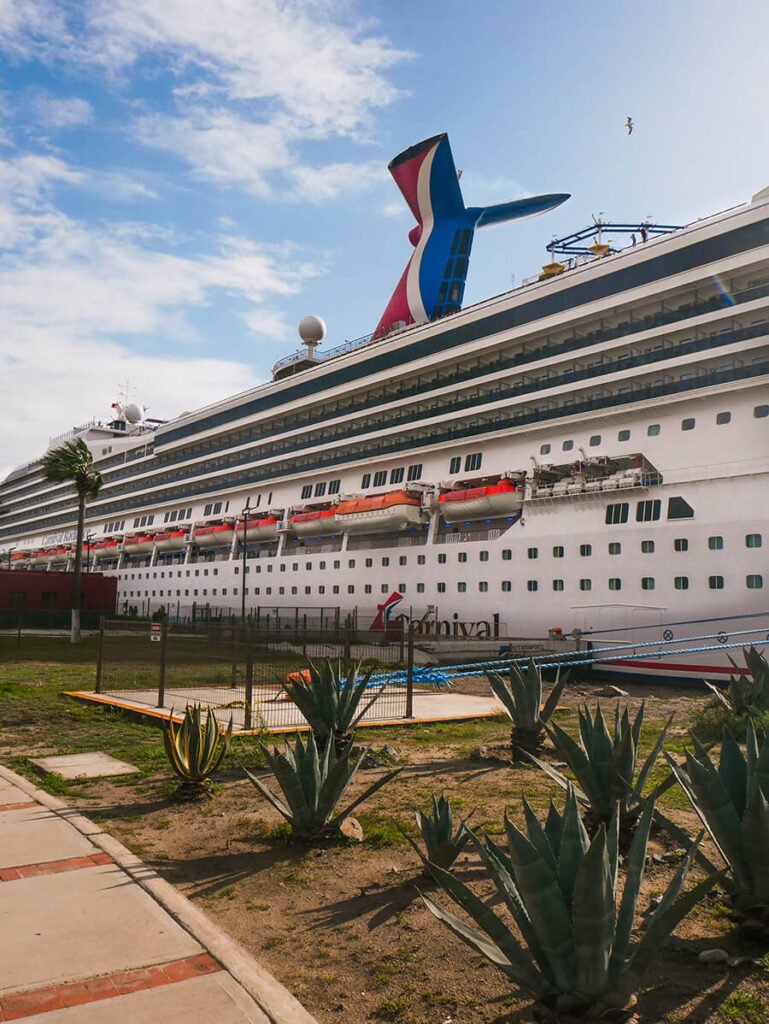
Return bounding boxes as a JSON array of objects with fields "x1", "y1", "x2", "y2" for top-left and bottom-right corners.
[
  {"x1": 405, "y1": 623, "x2": 415, "y2": 719},
  {"x1": 95, "y1": 615, "x2": 105, "y2": 693},
  {"x1": 157, "y1": 618, "x2": 169, "y2": 708},
  {"x1": 244, "y1": 631, "x2": 254, "y2": 731},
  {"x1": 343, "y1": 614, "x2": 352, "y2": 660}
]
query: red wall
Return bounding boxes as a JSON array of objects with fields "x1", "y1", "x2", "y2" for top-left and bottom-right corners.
[{"x1": 0, "y1": 569, "x2": 117, "y2": 612}]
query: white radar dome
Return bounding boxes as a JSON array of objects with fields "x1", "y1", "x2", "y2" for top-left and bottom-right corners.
[
  {"x1": 124, "y1": 402, "x2": 145, "y2": 424},
  {"x1": 298, "y1": 315, "x2": 326, "y2": 346}
]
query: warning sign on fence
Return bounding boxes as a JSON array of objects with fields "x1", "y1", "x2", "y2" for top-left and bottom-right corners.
[{"x1": 150, "y1": 623, "x2": 162, "y2": 642}]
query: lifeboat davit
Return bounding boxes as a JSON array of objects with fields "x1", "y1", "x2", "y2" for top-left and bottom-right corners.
[
  {"x1": 193, "y1": 523, "x2": 236, "y2": 548},
  {"x1": 93, "y1": 539, "x2": 122, "y2": 560},
  {"x1": 153, "y1": 529, "x2": 188, "y2": 552},
  {"x1": 289, "y1": 509, "x2": 336, "y2": 538},
  {"x1": 27, "y1": 549, "x2": 48, "y2": 566},
  {"x1": 334, "y1": 490, "x2": 424, "y2": 534},
  {"x1": 235, "y1": 516, "x2": 279, "y2": 542},
  {"x1": 438, "y1": 479, "x2": 523, "y2": 523},
  {"x1": 124, "y1": 534, "x2": 156, "y2": 555}
]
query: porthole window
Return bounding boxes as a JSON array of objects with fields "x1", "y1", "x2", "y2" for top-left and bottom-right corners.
[
  {"x1": 708, "y1": 536, "x2": 724, "y2": 550},
  {"x1": 618, "y1": 429, "x2": 631, "y2": 442},
  {"x1": 365, "y1": 584, "x2": 373, "y2": 594},
  {"x1": 641, "y1": 577, "x2": 655, "y2": 590},
  {"x1": 754, "y1": 405, "x2": 769, "y2": 418},
  {"x1": 438, "y1": 553, "x2": 447, "y2": 564},
  {"x1": 641, "y1": 540, "x2": 655, "y2": 553},
  {"x1": 382, "y1": 557, "x2": 390, "y2": 567},
  {"x1": 416, "y1": 583, "x2": 425, "y2": 593},
  {"x1": 608, "y1": 542, "x2": 622, "y2": 555},
  {"x1": 747, "y1": 575, "x2": 764, "y2": 589},
  {"x1": 579, "y1": 579, "x2": 592, "y2": 591},
  {"x1": 563, "y1": 440, "x2": 574, "y2": 451},
  {"x1": 479, "y1": 581, "x2": 489, "y2": 592},
  {"x1": 746, "y1": 534, "x2": 763, "y2": 548},
  {"x1": 502, "y1": 549, "x2": 512, "y2": 561},
  {"x1": 528, "y1": 547, "x2": 539, "y2": 559},
  {"x1": 608, "y1": 578, "x2": 622, "y2": 591},
  {"x1": 553, "y1": 546, "x2": 565, "y2": 558},
  {"x1": 479, "y1": 550, "x2": 489, "y2": 562},
  {"x1": 552, "y1": 579, "x2": 564, "y2": 592},
  {"x1": 399, "y1": 556, "x2": 407, "y2": 566},
  {"x1": 674, "y1": 576, "x2": 689, "y2": 590},
  {"x1": 589, "y1": 435, "x2": 601, "y2": 447},
  {"x1": 458, "y1": 552, "x2": 468, "y2": 563},
  {"x1": 580, "y1": 544, "x2": 592, "y2": 556},
  {"x1": 709, "y1": 576, "x2": 725, "y2": 590},
  {"x1": 458, "y1": 582, "x2": 467, "y2": 593},
  {"x1": 365, "y1": 558, "x2": 373, "y2": 568},
  {"x1": 540, "y1": 443, "x2": 551, "y2": 455},
  {"x1": 716, "y1": 411, "x2": 731, "y2": 425},
  {"x1": 417, "y1": 555, "x2": 426, "y2": 565},
  {"x1": 647, "y1": 424, "x2": 661, "y2": 436},
  {"x1": 681, "y1": 418, "x2": 695, "y2": 431},
  {"x1": 437, "y1": 582, "x2": 446, "y2": 593},
  {"x1": 527, "y1": 580, "x2": 538, "y2": 592},
  {"x1": 674, "y1": 538, "x2": 689, "y2": 552}
]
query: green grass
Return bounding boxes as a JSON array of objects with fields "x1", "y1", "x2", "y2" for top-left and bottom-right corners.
[{"x1": 718, "y1": 991, "x2": 767, "y2": 1024}]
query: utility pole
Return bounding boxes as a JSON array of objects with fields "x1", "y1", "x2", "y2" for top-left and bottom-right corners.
[{"x1": 240, "y1": 497, "x2": 251, "y2": 624}]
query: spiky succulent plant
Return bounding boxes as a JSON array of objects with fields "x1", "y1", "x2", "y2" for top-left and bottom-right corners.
[
  {"x1": 666, "y1": 720, "x2": 769, "y2": 938},
  {"x1": 400, "y1": 794, "x2": 473, "y2": 871},
  {"x1": 525, "y1": 703, "x2": 674, "y2": 835},
  {"x1": 245, "y1": 732, "x2": 400, "y2": 842},
  {"x1": 281, "y1": 658, "x2": 383, "y2": 754},
  {"x1": 422, "y1": 790, "x2": 722, "y2": 1020},
  {"x1": 706, "y1": 646, "x2": 769, "y2": 716},
  {"x1": 486, "y1": 659, "x2": 569, "y2": 762},
  {"x1": 163, "y1": 704, "x2": 233, "y2": 799}
]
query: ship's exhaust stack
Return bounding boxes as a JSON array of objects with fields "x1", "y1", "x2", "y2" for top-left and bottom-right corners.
[{"x1": 374, "y1": 133, "x2": 569, "y2": 339}]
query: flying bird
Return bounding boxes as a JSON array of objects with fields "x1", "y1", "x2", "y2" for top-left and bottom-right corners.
[{"x1": 626, "y1": 116, "x2": 634, "y2": 135}]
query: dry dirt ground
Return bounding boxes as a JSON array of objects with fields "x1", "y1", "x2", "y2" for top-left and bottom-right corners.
[{"x1": 3, "y1": 662, "x2": 769, "y2": 1023}]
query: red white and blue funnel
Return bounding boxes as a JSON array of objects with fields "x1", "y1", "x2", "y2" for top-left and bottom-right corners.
[{"x1": 374, "y1": 133, "x2": 569, "y2": 338}]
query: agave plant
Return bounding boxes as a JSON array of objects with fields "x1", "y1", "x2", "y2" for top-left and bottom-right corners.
[
  {"x1": 525, "y1": 703, "x2": 674, "y2": 835},
  {"x1": 706, "y1": 646, "x2": 769, "y2": 716},
  {"x1": 163, "y1": 704, "x2": 233, "y2": 799},
  {"x1": 245, "y1": 733, "x2": 401, "y2": 841},
  {"x1": 281, "y1": 658, "x2": 383, "y2": 754},
  {"x1": 399, "y1": 794, "x2": 473, "y2": 871},
  {"x1": 422, "y1": 790, "x2": 722, "y2": 1020},
  {"x1": 486, "y1": 659, "x2": 569, "y2": 762},
  {"x1": 665, "y1": 721, "x2": 769, "y2": 938}
]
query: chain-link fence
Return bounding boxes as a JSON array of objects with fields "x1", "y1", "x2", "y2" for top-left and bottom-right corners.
[{"x1": 95, "y1": 618, "x2": 410, "y2": 733}]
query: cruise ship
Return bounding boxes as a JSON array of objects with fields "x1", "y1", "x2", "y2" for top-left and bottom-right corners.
[{"x1": 2, "y1": 134, "x2": 767, "y2": 682}]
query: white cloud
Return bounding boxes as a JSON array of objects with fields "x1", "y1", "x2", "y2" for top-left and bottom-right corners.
[
  {"x1": 27, "y1": 91, "x2": 93, "y2": 128},
  {"x1": 287, "y1": 160, "x2": 385, "y2": 203}
]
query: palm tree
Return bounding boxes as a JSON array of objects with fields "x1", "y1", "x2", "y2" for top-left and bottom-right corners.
[{"x1": 42, "y1": 439, "x2": 102, "y2": 643}]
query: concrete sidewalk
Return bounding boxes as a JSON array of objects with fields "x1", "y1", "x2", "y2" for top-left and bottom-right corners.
[{"x1": 0, "y1": 767, "x2": 317, "y2": 1024}]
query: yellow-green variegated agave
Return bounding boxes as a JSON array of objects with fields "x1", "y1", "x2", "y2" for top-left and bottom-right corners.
[
  {"x1": 422, "y1": 789, "x2": 722, "y2": 1020},
  {"x1": 163, "y1": 704, "x2": 232, "y2": 798}
]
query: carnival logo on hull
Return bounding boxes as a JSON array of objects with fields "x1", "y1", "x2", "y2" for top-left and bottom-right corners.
[{"x1": 370, "y1": 592, "x2": 404, "y2": 632}]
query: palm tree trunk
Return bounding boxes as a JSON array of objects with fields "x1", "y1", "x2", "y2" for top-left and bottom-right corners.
[{"x1": 71, "y1": 491, "x2": 86, "y2": 644}]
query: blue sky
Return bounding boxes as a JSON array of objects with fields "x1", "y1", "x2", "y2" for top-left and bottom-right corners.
[{"x1": 2, "y1": 0, "x2": 768, "y2": 475}]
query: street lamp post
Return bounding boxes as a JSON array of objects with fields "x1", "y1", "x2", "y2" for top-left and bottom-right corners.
[
  {"x1": 240, "y1": 497, "x2": 251, "y2": 624},
  {"x1": 6, "y1": 547, "x2": 16, "y2": 570},
  {"x1": 85, "y1": 532, "x2": 95, "y2": 574}
]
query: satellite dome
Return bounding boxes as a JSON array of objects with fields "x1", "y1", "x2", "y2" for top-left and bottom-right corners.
[
  {"x1": 298, "y1": 315, "x2": 326, "y2": 346},
  {"x1": 124, "y1": 402, "x2": 145, "y2": 424}
]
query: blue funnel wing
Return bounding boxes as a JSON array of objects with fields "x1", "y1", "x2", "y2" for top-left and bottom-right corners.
[{"x1": 472, "y1": 193, "x2": 570, "y2": 229}]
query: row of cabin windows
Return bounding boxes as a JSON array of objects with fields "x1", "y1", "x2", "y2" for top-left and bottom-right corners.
[
  {"x1": 359, "y1": 464, "x2": 423, "y2": 490},
  {"x1": 132, "y1": 514, "x2": 155, "y2": 528},
  {"x1": 162, "y1": 506, "x2": 193, "y2": 524},
  {"x1": 103, "y1": 519, "x2": 125, "y2": 534},
  {"x1": 121, "y1": 530, "x2": 764, "y2": 581},
  {"x1": 527, "y1": 534, "x2": 762, "y2": 559},
  {"x1": 539, "y1": 404, "x2": 769, "y2": 454},
  {"x1": 605, "y1": 497, "x2": 694, "y2": 524},
  {"x1": 125, "y1": 574, "x2": 765, "y2": 601},
  {"x1": 300, "y1": 479, "x2": 341, "y2": 500}
]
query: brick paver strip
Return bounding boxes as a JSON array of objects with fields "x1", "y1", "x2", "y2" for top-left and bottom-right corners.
[
  {"x1": 0, "y1": 954, "x2": 221, "y2": 1020},
  {"x1": 0, "y1": 852, "x2": 112, "y2": 882},
  {"x1": 0, "y1": 802, "x2": 37, "y2": 812}
]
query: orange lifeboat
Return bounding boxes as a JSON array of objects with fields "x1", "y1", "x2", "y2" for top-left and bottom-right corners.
[
  {"x1": 289, "y1": 508, "x2": 336, "y2": 538},
  {"x1": 10, "y1": 551, "x2": 29, "y2": 565},
  {"x1": 93, "y1": 539, "x2": 122, "y2": 560},
  {"x1": 193, "y1": 522, "x2": 236, "y2": 548},
  {"x1": 438, "y1": 479, "x2": 523, "y2": 523},
  {"x1": 153, "y1": 529, "x2": 188, "y2": 552},
  {"x1": 334, "y1": 490, "x2": 424, "y2": 534},
  {"x1": 51, "y1": 546, "x2": 71, "y2": 562},
  {"x1": 27, "y1": 549, "x2": 48, "y2": 566},
  {"x1": 124, "y1": 534, "x2": 156, "y2": 555},
  {"x1": 235, "y1": 515, "x2": 279, "y2": 543}
]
